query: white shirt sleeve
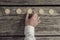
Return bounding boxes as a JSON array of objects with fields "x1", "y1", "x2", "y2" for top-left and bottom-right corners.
[{"x1": 24, "y1": 25, "x2": 36, "y2": 40}]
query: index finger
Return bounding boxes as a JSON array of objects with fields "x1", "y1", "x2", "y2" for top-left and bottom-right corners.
[
  {"x1": 32, "y1": 11, "x2": 38, "y2": 19},
  {"x1": 26, "y1": 13, "x2": 29, "y2": 20}
]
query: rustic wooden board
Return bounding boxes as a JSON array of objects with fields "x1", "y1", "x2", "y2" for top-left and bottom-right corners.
[
  {"x1": 0, "y1": 37, "x2": 24, "y2": 40},
  {"x1": 1, "y1": 37, "x2": 60, "y2": 40},
  {"x1": 0, "y1": 7, "x2": 60, "y2": 35},
  {"x1": 0, "y1": 0, "x2": 60, "y2": 5},
  {"x1": 36, "y1": 37, "x2": 60, "y2": 40}
]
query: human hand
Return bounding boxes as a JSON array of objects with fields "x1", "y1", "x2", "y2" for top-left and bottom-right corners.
[{"x1": 25, "y1": 11, "x2": 41, "y2": 27}]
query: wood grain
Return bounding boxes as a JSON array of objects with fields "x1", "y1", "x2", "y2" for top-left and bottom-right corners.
[
  {"x1": 0, "y1": 0, "x2": 60, "y2": 5},
  {"x1": 0, "y1": 7, "x2": 60, "y2": 36},
  {"x1": 1, "y1": 37, "x2": 60, "y2": 40}
]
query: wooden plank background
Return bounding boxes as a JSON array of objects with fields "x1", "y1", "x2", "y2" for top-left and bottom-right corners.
[
  {"x1": 1, "y1": 37, "x2": 60, "y2": 40},
  {"x1": 0, "y1": 7, "x2": 60, "y2": 40},
  {"x1": 0, "y1": 0, "x2": 60, "y2": 5}
]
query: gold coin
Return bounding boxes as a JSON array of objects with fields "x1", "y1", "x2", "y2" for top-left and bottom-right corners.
[
  {"x1": 5, "y1": 9, "x2": 10, "y2": 15},
  {"x1": 16, "y1": 8, "x2": 22, "y2": 14},
  {"x1": 39, "y1": 9, "x2": 44, "y2": 14},
  {"x1": 27, "y1": 8, "x2": 32, "y2": 14},
  {"x1": 49, "y1": 9, "x2": 55, "y2": 15}
]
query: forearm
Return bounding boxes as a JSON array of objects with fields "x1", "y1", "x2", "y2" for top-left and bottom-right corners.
[{"x1": 24, "y1": 25, "x2": 36, "y2": 40}]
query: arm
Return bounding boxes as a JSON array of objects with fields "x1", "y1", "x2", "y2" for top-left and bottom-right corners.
[
  {"x1": 24, "y1": 25, "x2": 35, "y2": 40},
  {"x1": 24, "y1": 11, "x2": 41, "y2": 40}
]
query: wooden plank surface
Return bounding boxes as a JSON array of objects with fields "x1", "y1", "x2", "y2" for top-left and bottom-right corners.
[
  {"x1": 0, "y1": 7, "x2": 60, "y2": 35},
  {"x1": 0, "y1": 0, "x2": 60, "y2": 5},
  {"x1": 1, "y1": 37, "x2": 60, "y2": 40}
]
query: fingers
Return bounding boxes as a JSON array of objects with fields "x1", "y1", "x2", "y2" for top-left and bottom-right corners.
[
  {"x1": 32, "y1": 11, "x2": 38, "y2": 19},
  {"x1": 32, "y1": 10, "x2": 36, "y2": 14},
  {"x1": 38, "y1": 17, "x2": 40, "y2": 21},
  {"x1": 26, "y1": 10, "x2": 36, "y2": 20},
  {"x1": 26, "y1": 10, "x2": 41, "y2": 24},
  {"x1": 26, "y1": 13, "x2": 29, "y2": 20},
  {"x1": 39, "y1": 20, "x2": 41, "y2": 23},
  {"x1": 38, "y1": 17, "x2": 41, "y2": 23},
  {"x1": 33, "y1": 11, "x2": 41, "y2": 24}
]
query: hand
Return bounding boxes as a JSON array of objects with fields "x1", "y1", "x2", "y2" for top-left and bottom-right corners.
[{"x1": 25, "y1": 11, "x2": 41, "y2": 27}]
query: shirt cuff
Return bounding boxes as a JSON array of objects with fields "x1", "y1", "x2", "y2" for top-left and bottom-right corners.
[{"x1": 24, "y1": 25, "x2": 35, "y2": 37}]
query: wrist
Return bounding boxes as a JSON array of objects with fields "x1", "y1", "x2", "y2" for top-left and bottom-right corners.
[
  {"x1": 25, "y1": 25, "x2": 34, "y2": 27},
  {"x1": 25, "y1": 24, "x2": 37, "y2": 27}
]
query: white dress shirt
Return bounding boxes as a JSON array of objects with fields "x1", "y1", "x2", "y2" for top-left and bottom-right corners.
[{"x1": 24, "y1": 25, "x2": 36, "y2": 40}]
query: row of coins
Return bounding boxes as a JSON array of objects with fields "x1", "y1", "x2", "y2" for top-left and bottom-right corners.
[{"x1": 4, "y1": 8, "x2": 56, "y2": 15}]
